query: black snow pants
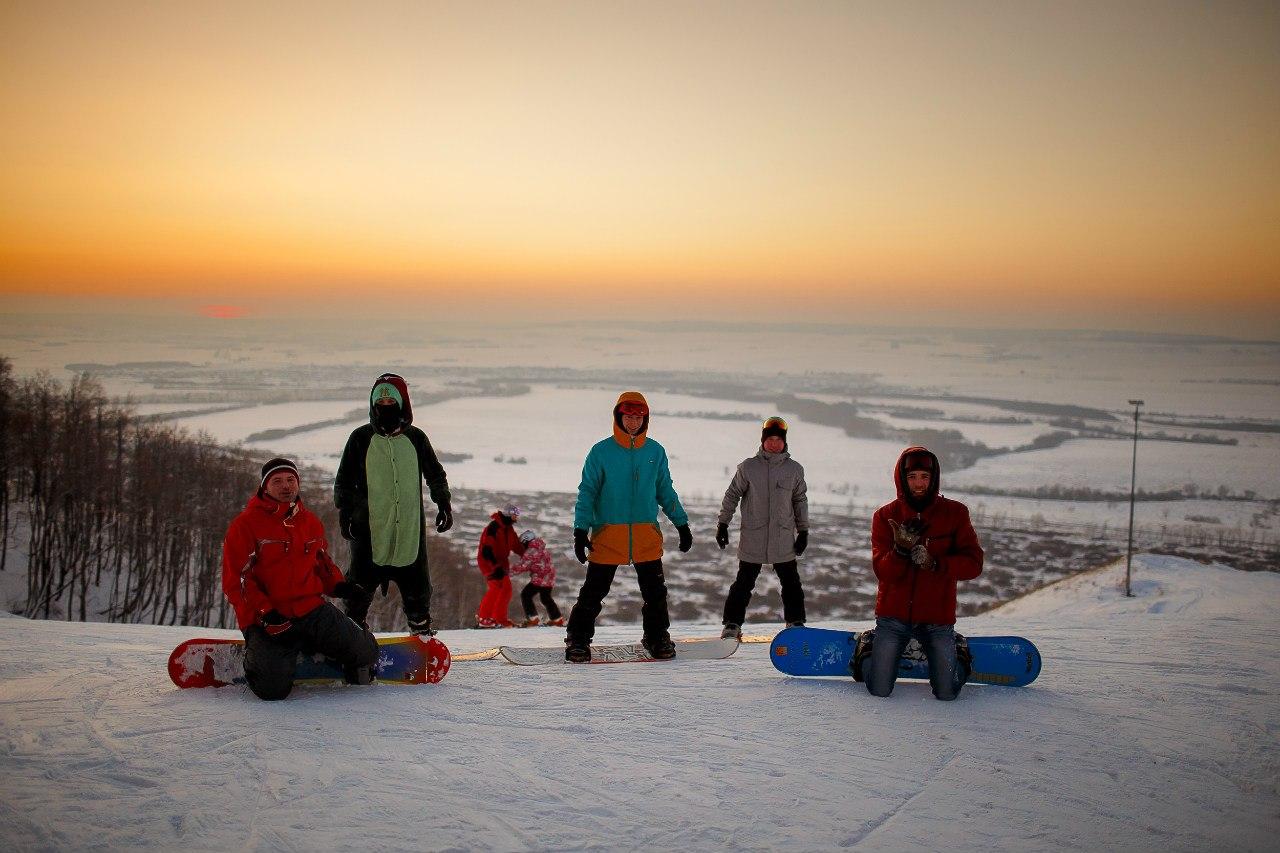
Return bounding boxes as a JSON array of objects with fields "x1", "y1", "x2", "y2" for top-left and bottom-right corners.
[
  {"x1": 722, "y1": 559, "x2": 805, "y2": 626},
  {"x1": 520, "y1": 582, "x2": 562, "y2": 620},
  {"x1": 243, "y1": 601, "x2": 378, "y2": 701},
  {"x1": 343, "y1": 530, "x2": 432, "y2": 634},
  {"x1": 565, "y1": 560, "x2": 670, "y2": 644}
]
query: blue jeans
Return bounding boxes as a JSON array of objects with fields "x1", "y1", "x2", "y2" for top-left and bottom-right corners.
[{"x1": 864, "y1": 617, "x2": 964, "y2": 701}]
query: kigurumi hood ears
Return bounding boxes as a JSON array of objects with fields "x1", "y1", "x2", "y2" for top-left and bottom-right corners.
[{"x1": 368, "y1": 373, "x2": 414, "y2": 425}]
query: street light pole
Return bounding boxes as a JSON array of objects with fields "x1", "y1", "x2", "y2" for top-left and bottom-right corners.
[{"x1": 1125, "y1": 399, "x2": 1144, "y2": 597}]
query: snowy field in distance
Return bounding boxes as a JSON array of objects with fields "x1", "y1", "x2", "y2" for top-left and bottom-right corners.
[
  {"x1": 947, "y1": 434, "x2": 1280, "y2": 497},
  {"x1": 169, "y1": 400, "x2": 357, "y2": 444},
  {"x1": 161, "y1": 383, "x2": 1278, "y2": 538},
  {"x1": 185, "y1": 387, "x2": 907, "y2": 508},
  {"x1": 0, "y1": 553, "x2": 1276, "y2": 851}
]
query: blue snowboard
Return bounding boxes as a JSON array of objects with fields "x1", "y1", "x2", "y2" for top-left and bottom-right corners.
[{"x1": 769, "y1": 626, "x2": 1041, "y2": 687}]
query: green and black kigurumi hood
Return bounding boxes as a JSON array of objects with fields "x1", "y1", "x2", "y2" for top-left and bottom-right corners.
[{"x1": 369, "y1": 373, "x2": 414, "y2": 436}]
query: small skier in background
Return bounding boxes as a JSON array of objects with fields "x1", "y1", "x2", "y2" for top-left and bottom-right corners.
[
  {"x1": 716, "y1": 416, "x2": 810, "y2": 639},
  {"x1": 474, "y1": 503, "x2": 527, "y2": 628},
  {"x1": 510, "y1": 530, "x2": 564, "y2": 626},
  {"x1": 858, "y1": 446, "x2": 984, "y2": 701}
]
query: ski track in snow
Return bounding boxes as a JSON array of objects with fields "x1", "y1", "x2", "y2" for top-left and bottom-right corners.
[{"x1": 0, "y1": 554, "x2": 1277, "y2": 851}]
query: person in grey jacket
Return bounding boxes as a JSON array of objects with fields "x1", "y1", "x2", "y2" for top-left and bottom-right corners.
[{"x1": 716, "y1": 416, "x2": 810, "y2": 639}]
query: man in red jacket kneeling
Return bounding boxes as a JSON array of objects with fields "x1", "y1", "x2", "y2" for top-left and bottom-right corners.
[
  {"x1": 862, "y1": 446, "x2": 984, "y2": 700},
  {"x1": 222, "y1": 458, "x2": 378, "y2": 700}
]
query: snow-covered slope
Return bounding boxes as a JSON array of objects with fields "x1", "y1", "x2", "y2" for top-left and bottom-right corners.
[{"x1": 0, "y1": 555, "x2": 1276, "y2": 851}]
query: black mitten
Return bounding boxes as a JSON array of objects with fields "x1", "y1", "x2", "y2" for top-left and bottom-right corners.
[{"x1": 573, "y1": 529, "x2": 591, "y2": 564}]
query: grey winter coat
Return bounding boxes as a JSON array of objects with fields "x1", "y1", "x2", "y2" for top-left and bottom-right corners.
[{"x1": 717, "y1": 450, "x2": 809, "y2": 564}]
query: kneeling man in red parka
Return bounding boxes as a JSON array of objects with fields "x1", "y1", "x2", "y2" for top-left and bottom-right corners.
[
  {"x1": 222, "y1": 458, "x2": 378, "y2": 700},
  {"x1": 861, "y1": 446, "x2": 984, "y2": 700}
]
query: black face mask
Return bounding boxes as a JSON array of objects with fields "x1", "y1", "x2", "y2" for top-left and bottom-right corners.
[{"x1": 375, "y1": 402, "x2": 402, "y2": 433}]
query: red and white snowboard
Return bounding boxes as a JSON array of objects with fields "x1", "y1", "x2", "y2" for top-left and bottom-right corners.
[{"x1": 168, "y1": 634, "x2": 450, "y2": 688}]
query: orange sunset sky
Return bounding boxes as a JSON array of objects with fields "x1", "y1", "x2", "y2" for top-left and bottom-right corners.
[{"x1": 2, "y1": 2, "x2": 1278, "y2": 336}]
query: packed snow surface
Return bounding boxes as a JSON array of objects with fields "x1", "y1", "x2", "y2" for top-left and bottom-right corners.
[{"x1": 1, "y1": 554, "x2": 1277, "y2": 851}]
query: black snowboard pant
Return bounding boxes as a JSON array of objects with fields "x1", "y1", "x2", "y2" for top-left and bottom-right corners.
[
  {"x1": 520, "y1": 582, "x2": 562, "y2": 620},
  {"x1": 243, "y1": 601, "x2": 378, "y2": 701},
  {"x1": 344, "y1": 532, "x2": 431, "y2": 634},
  {"x1": 565, "y1": 560, "x2": 669, "y2": 644},
  {"x1": 722, "y1": 560, "x2": 805, "y2": 626}
]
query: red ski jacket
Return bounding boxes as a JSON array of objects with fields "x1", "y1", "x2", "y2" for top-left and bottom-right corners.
[
  {"x1": 221, "y1": 493, "x2": 345, "y2": 630},
  {"x1": 870, "y1": 446, "x2": 983, "y2": 625},
  {"x1": 476, "y1": 512, "x2": 526, "y2": 579}
]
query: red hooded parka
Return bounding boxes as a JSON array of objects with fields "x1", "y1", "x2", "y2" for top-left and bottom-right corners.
[{"x1": 870, "y1": 446, "x2": 983, "y2": 626}]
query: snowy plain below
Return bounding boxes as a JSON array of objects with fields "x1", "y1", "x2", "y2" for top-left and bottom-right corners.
[{"x1": 1, "y1": 554, "x2": 1276, "y2": 852}]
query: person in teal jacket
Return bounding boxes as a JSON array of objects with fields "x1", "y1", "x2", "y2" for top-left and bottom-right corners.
[{"x1": 565, "y1": 391, "x2": 692, "y2": 662}]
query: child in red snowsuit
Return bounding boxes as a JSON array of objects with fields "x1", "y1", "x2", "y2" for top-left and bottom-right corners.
[
  {"x1": 474, "y1": 504, "x2": 527, "y2": 627},
  {"x1": 510, "y1": 531, "x2": 563, "y2": 626}
]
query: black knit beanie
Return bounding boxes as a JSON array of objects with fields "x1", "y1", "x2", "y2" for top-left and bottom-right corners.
[
  {"x1": 260, "y1": 457, "x2": 300, "y2": 488},
  {"x1": 761, "y1": 416, "x2": 788, "y2": 448}
]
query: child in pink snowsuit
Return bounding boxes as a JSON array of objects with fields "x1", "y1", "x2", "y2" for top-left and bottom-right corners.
[{"x1": 510, "y1": 531, "x2": 563, "y2": 627}]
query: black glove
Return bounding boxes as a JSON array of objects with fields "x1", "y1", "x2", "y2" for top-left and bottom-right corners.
[
  {"x1": 715, "y1": 523, "x2": 729, "y2": 550},
  {"x1": 794, "y1": 530, "x2": 808, "y2": 556},
  {"x1": 489, "y1": 566, "x2": 507, "y2": 581},
  {"x1": 331, "y1": 580, "x2": 365, "y2": 601},
  {"x1": 677, "y1": 524, "x2": 693, "y2": 553},
  {"x1": 435, "y1": 502, "x2": 453, "y2": 533},
  {"x1": 573, "y1": 528, "x2": 591, "y2": 565},
  {"x1": 260, "y1": 609, "x2": 292, "y2": 636},
  {"x1": 339, "y1": 512, "x2": 355, "y2": 542}
]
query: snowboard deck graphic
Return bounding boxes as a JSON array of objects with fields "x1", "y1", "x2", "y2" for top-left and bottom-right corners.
[
  {"x1": 168, "y1": 634, "x2": 451, "y2": 688},
  {"x1": 499, "y1": 636, "x2": 740, "y2": 665},
  {"x1": 770, "y1": 626, "x2": 1040, "y2": 687}
]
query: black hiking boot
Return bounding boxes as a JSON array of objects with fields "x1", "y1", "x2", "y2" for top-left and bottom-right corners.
[
  {"x1": 850, "y1": 629, "x2": 874, "y2": 682},
  {"x1": 642, "y1": 634, "x2": 676, "y2": 660},
  {"x1": 955, "y1": 633, "x2": 972, "y2": 684},
  {"x1": 408, "y1": 616, "x2": 436, "y2": 637},
  {"x1": 565, "y1": 637, "x2": 591, "y2": 663},
  {"x1": 343, "y1": 663, "x2": 376, "y2": 686}
]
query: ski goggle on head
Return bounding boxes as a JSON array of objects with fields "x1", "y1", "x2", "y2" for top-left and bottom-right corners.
[
  {"x1": 762, "y1": 417, "x2": 788, "y2": 431},
  {"x1": 617, "y1": 401, "x2": 648, "y2": 416}
]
